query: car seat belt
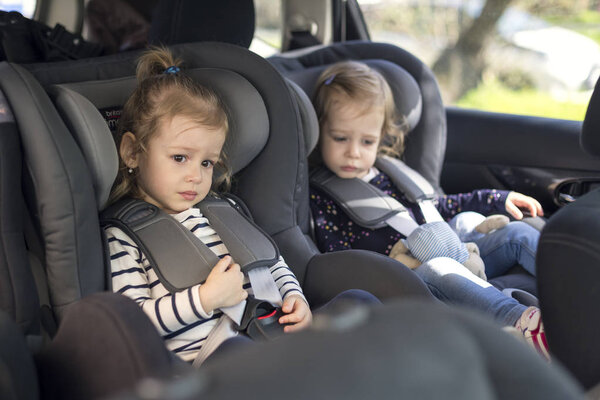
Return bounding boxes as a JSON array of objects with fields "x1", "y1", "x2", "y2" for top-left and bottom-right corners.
[
  {"x1": 374, "y1": 156, "x2": 443, "y2": 224},
  {"x1": 310, "y1": 157, "x2": 443, "y2": 237},
  {"x1": 199, "y1": 197, "x2": 283, "y2": 307},
  {"x1": 100, "y1": 196, "x2": 284, "y2": 352}
]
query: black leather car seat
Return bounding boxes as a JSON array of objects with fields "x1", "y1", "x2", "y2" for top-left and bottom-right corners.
[
  {"x1": 537, "y1": 77, "x2": 600, "y2": 390},
  {"x1": 148, "y1": 0, "x2": 255, "y2": 49}
]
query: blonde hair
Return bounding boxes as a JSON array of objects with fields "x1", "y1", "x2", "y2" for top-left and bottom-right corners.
[
  {"x1": 108, "y1": 46, "x2": 230, "y2": 205},
  {"x1": 312, "y1": 60, "x2": 407, "y2": 163}
]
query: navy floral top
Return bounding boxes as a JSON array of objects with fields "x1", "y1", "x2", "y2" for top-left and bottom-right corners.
[{"x1": 309, "y1": 170, "x2": 509, "y2": 255}]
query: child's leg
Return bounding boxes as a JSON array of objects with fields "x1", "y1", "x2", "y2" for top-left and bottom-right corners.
[
  {"x1": 448, "y1": 211, "x2": 487, "y2": 242},
  {"x1": 415, "y1": 257, "x2": 525, "y2": 326},
  {"x1": 474, "y1": 221, "x2": 539, "y2": 278}
]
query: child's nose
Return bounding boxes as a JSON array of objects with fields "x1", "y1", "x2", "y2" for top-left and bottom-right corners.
[
  {"x1": 185, "y1": 165, "x2": 203, "y2": 183},
  {"x1": 347, "y1": 141, "x2": 361, "y2": 158}
]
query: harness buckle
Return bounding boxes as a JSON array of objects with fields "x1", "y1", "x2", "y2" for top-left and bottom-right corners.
[{"x1": 237, "y1": 297, "x2": 287, "y2": 341}]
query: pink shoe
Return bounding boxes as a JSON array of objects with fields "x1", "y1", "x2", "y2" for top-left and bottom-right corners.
[{"x1": 515, "y1": 306, "x2": 550, "y2": 361}]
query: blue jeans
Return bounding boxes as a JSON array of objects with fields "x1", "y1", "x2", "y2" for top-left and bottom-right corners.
[
  {"x1": 449, "y1": 212, "x2": 539, "y2": 278},
  {"x1": 415, "y1": 257, "x2": 526, "y2": 326}
]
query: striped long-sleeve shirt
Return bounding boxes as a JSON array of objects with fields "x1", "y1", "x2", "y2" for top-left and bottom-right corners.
[{"x1": 106, "y1": 207, "x2": 305, "y2": 362}]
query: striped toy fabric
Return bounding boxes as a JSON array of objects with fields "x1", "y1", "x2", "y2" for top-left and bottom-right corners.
[{"x1": 406, "y1": 221, "x2": 469, "y2": 264}]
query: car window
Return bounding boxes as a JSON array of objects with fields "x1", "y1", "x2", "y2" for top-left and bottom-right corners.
[
  {"x1": 251, "y1": 0, "x2": 282, "y2": 57},
  {"x1": 359, "y1": 0, "x2": 598, "y2": 120},
  {"x1": 0, "y1": 0, "x2": 36, "y2": 18}
]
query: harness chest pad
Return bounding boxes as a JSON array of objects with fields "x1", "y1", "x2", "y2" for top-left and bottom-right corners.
[
  {"x1": 310, "y1": 167, "x2": 406, "y2": 229},
  {"x1": 100, "y1": 196, "x2": 280, "y2": 293}
]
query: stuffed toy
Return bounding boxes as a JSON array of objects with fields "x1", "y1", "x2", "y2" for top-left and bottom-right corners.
[
  {"x1": 451, "y1": 212, "x2": 510, "y2": 242},
  {"x1": 389, "y1": 214, "x2": 510, "y2": 280}
]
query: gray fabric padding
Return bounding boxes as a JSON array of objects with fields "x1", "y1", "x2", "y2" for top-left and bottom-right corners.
[
  {"x1": 310, "y1": 166, "x2": 405, "y2": 229},
  {"x1": 52, "y1": 69, "x2": 269, "y2": 208},
  {"x1": 50, "y1": 84, "x2": 122, "y2": 208},
  {"x1": 303, "y1": 251, "x2": 434, "y2": 307},
  {"x1": 0, "y1": 114, "x2": 41, "y2": 335},
  {"x1": 581, "y1": 77, "x2": 600, "y2": 157},
  {"x1": 286, "y1": 79, "x2": 319, "y2": 157},
  {"x1": 0, "y1": 63, "x2": 105, "y2": 320},
  {"x1": 0, "y1": 311, "x2": 39, "y2": 400},
  {"x1": 186, "y1": 69, "x2": 269, "y2": 174},
  {"x1": 375, "y1": 155, "x2": 435, "y2": 201},
  {"x1": 199, "y1": 198, "x2": 279, "y2": 270},
  {"x1": 284, "y1": 59, "x2": 423, "y2": 156}
]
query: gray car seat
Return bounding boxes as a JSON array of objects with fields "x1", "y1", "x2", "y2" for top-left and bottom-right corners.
[
  {"x1": 536, "y1": 77, "x2": 600, "y2": 390},
  {"x1": 268, "y1": 40, "x2": 539, "y2": 296},
  {"x1": 0, "y1": 62, "x2": 183, "y2": 399}
]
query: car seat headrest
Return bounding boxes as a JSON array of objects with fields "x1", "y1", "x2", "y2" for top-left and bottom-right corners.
[
  {"x1": 50, "y1": 68, "x2": 269, "y2": 209},
  {"x1": 285, "y1": 59, "x2": 422, "y2": 155},
  {"x1": 582, "y1": 77, "x2": 600, "y2": 157},
  {"x1": 148, "y1": 0, "x2": 255, "y2": 49}
]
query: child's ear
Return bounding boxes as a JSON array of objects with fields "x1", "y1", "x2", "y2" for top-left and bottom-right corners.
[{"x1": 120, "y1": 132, "x2": 139, "y2": 168}]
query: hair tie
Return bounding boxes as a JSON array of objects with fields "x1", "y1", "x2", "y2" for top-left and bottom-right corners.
[
  {"x1": 164, "y1": 65, "x2": 180, "y2": 74},
  {"x1": 324, "y1": 74, "x2": 336, "y2": 85}
]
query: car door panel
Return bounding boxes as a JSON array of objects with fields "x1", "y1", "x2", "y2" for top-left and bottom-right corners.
[{"x1": 443, "y1": 107, "x2": 600, "y2": 214}]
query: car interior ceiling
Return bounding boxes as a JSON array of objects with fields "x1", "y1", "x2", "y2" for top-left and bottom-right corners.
[{"x1": 0, "y1": 0, "x2": 598, "y2": 398}]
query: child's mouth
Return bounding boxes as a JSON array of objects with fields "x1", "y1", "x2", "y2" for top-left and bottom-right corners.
[
  {"x1": 341, "y1": 166, "x2": 357, "y2": 172},
  {"x1": 180, "y1": 191, "x2": 198, "y2": 201}
]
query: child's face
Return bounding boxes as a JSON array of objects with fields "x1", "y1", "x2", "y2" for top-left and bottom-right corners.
[
  {"x1": 130, "y1": 115, "x2": 226, "y2": 214},
  {"x1": 320, "y1": 98, "x2": 384, "y2": 179}
]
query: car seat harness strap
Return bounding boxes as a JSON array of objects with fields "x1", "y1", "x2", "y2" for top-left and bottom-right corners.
[
  {"x1": 375, "y1": 156, "x2": 443, "y2": 224},
  {"x1": 310, "y1": 156, "x2": 443, "y2": 237},
  {"x1": 100, "y1": 196, "x2": 286, "y2": 356}
]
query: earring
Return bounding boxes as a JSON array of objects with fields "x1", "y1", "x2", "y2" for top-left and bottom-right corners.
[{"x1": 128, "y1": 168, "x2": 133, "y2": 174}]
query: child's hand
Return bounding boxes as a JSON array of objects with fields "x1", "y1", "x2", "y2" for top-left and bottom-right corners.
[
  {"x1": 198, "y1": 256, "x2": 248, "y2": 314},
  {"x1": 279, "y1": 294, "x2": 312, "y2": 333},
  {"x1": 505, "y1": 192, "x2": 544, "y2": 220}
]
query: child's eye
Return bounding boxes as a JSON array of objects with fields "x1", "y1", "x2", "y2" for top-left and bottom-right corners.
[
  {"x1": 332, "y1": 136, "x2": 347, "y2": 142},
  {"x1": 201, "y1": 160, "x2": 215, "y2": 168},
  {"x1": 362, "y1": 139, "x2": 376, "y2": 146},
  {"x1": 172, "y1": 155, "x2": 187, "y2": 163}
]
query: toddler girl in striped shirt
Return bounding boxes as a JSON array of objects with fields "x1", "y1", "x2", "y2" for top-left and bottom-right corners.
[{"x1": 104, "y1": 47, "x2": 313, "y2": 365}]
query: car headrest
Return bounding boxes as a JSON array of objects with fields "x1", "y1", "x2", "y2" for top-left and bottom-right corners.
[
  {"x1": 148, "y1": 0, "x2": 255, "y2": 49},
  {"x1": 284, "y1": 59, "x2": 423, "y2": 155},
  {"x1": 50, "y1": 68, "x2": 269, "y2": 209},
  {"x1": 581, "y1": 77, "x2": 600, "y2": 157}
]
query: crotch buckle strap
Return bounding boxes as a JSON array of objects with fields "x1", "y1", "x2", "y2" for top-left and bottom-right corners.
[{"x1": 237, "y1": 297, "x2": 287, "y2": 341}]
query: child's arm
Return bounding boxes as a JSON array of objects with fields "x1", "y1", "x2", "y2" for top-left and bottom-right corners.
[
  {"x1": 505, "y1": 191, "x2": 544, "y2": 220},
  {"x1": 436, "y1": 190, "x2": 544, "y2": 221},
  {"x1": 279, "y1": 294, "x2": 312, "y2": 333},
  {"x1": 198, "y1": 255, "x2": 247, "y2": 314},
  {"x1": 436, "y1": 189, "x2": 510, "y2": 220},
  {"x1": 269, "y1": 256, "x2": 311, "y2": 332}
]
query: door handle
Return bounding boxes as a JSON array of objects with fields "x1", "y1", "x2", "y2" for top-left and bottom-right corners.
[{"x1": 554, "y1": 178, "x2": 600, "y2": 206}]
